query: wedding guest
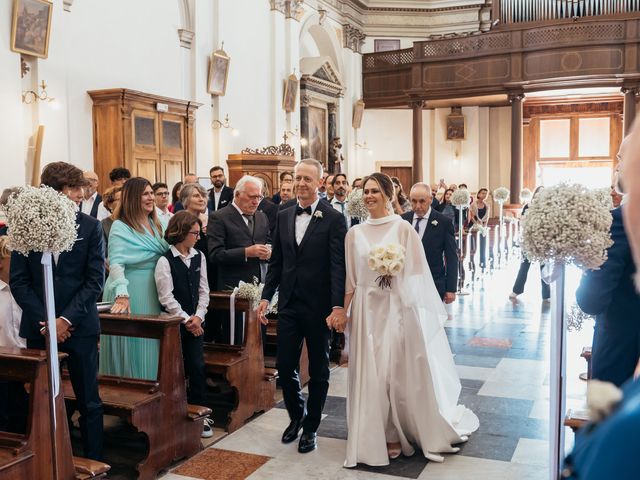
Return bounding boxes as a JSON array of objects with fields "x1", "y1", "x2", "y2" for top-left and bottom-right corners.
[
  {"x1": 109, "y1": 167, "x2": 131, "y2": 187},
  {"x1": 173, "y1": 174, "x2": 199, "y2": 213},
  {"x1": 325, "y1": 174, "x2": 335, "y2": 201},
  {"x1": 391, "y1": 176, "x2": 411, "y2": 214},
  {"x1": 402, "y1": 182, "x2": 457, "y2": 302},
  {"x1": 81, "y1": 171, "x2": 102, "y2": 219},
  {"x1": 435, "y1": 188, "x2": 456, "y2": 224},
  {"x1": 100, "y1": 185, "x2": 122, "y2": 252},
  {"x1": 0, "y1": 188, "x2": 20, "y2": 236},
  {"x1": 611, "y1": 184, "x2": 623, "y2": 208},
  {"x1": 208, "y1": 166, "x2": 234, "y2": 212},
  {"x1": 469, "y1": 188, "x2": 491, "y2": 268},
  {"x1": 0, "y1": 236, "x2": 28, "y2": 434},
  {"x1": 10, "y1": 161, "x2": 105, "y2": 460},
  {"x1": 352, "y1": 177, "x2": 363, "y2": 189},
  {"x1": 279, "y1": 182, "x2": 294, "y2": 204},
  {"x1": 576, "y1": 201, "x2": 640, "y2": 387},
  {"x1": 208, "y1": 175, "x2": 271, "y2": 343},
  {"x1": 258, "y1": 180, "x2": 278, "y2": 236},
  {"x1": 330, "y1": 174, "x2": 359, "y2": 229},
  {"x1": 169, "y1": 181, "x2": 183, "y2": 213},
  {"x1": 153, "y1": 182, "x2": 173, "y2": 224},
  {"x1": 100, "y1": 177, "x2": 169, "y2": 380},
  {"x1": 509, "y1": 187, "x2": 550, "y2": 302},
  {"x1": 155, "y1": 211, "x2": 213, "y2": 438},
  {"x1": 272, "y1": 171, "x2": 294, "y2": 205},
  {"x1": 180, "y1": 183, "x2": 210, "y2": 261},
  {"x1": 318, "y1": 173, "x2": 329, "y2": 199}
]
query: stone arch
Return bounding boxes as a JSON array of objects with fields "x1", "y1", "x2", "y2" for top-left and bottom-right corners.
[{"x1": 299, "y1": 13, "x2": 344, "y2": 78}]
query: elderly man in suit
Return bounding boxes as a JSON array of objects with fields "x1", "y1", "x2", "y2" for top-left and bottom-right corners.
[
  {"x1": 208, "y1": 175, "x2": 271, "y2": 343},
  {"x1": 401, "y1": 182, "x2": 457, "y2": 303},
  {"x1": 10, "y1": 161, "x2": 105, "y2": 460},
  {"x1": 81, "y1": 171, "x2": 102, "y2": 219}
]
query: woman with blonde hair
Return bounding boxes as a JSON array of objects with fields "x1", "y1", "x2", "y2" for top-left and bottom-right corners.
[
  {"x1": 100, "y1": 185, "x2": 122, "y2": 251},
  {"x1": 100, "y1": 177, "x2": 169, "y2": 380}
]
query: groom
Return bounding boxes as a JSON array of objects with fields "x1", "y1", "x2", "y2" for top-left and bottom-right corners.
[{"x1": 258, "y1": 158, "x2": 347, "y2": 453}]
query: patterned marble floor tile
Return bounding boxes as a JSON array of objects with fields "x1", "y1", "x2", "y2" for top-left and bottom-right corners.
[
  {"x1": 510, "y1": 438, "x2": 549, "y2": 467},
  {"x1": 417, "y1": 454, "x2": 544, "y2": 480},
  {"x1": 478, "y1": 379, "x2": 548, "y2": 401},
  {"x1": 453, "y1": 353, "x2": 503, "y2": 368},
  {"x1": 455, "y1": 364, "x2": 495, "y2": 381},
  {"x1": 486, "y1": 358, "x2": 549, "y2": 385}
]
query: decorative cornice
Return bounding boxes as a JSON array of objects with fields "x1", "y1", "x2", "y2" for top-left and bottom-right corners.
[
  {"x1": 178, "y1": 29, "x2": 195, "y2": 49},
  {"x1": 63, "y1": 0, "x2": 74, "y2": 12},
  {"x1": 241, "y1": 143, "x2": 296, "y2": 156},
  {"x1": 343, "y1": 23, "x2": 366, "y2": 53},
  {"x1": 270, "y1": 0, "x2": 305, "y2": 21}
]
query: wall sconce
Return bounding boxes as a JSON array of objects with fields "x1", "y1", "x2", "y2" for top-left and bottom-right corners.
[
  {"x1": 355, "y1": 141, "x2": 373, "y2": 156},
  {"x1": 212, "y1": 114, "x2": 239, "y2": 136},
  {"x1": 22, "y1": 80, "x2": 58, "y2": 108}
]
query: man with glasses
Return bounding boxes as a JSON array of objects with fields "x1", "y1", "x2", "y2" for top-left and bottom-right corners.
[
  {"x1": 207, "y1": 175, "x2": 271, "y2": 343},
  {"x1": 152, "y1": 182, "x2": 173, "y2": 223}
]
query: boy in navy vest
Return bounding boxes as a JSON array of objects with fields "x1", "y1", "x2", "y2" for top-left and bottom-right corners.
[{"x1": 154, "y1": 211, "x2": 212, "y2": 437}]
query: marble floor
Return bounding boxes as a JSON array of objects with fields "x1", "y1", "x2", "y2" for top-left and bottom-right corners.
[{"x1": 152, "y1": 256, "x2": 590, "y2": 480}]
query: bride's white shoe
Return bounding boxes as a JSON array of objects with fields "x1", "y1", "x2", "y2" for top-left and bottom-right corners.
[{"x1": 425, "y1": 452, "x2": 445, "y2": 463}]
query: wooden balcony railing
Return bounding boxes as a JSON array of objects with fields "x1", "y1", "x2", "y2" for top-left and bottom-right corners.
[
  {"x1": 362, "y1": 48, "x2": 414, "y2": 71},
  {"x1": 496, "y1": 0, "x2": 640, "y2": 25}
]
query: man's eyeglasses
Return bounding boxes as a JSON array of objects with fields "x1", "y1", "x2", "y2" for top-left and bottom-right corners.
[
  {"x1": 188, "y1": 230, "x2": 201, "y2": 238},
  {"x1": 155, "y1": 191, "x2": 170, "y2": 197},
  {"x1": 245, "y1": 194, "x2": 264, "y2": 201}
]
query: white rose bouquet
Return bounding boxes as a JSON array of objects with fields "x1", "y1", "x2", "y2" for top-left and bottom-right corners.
[
  {"x1": 1, "y1": 185, "x2": 78, "y2": 255},
  {"x1": 345, "y1": 188, "x2": 369, "y2": 221},
  {"x1": 520, "y1": 183, "x2": 613, "y2": 270},
  {"x1": 451, "y1": 188, "x2": 471, "y2": 208},
  {"x1": 368, "y1": 243, "x2": 406, "y2": 289},
  {"x1": 493, "y1": 187, "x2": 510, "y2": 203}
]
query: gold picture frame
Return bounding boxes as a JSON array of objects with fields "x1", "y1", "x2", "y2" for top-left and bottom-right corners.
[
  {"x1": 352, "y1": 99, "x2": 365, "y2": 129},
  {"x1": 446, "y1": 112, "x2": 466, "y2": 140},
  {"x1": 11, "y1": 0, "x2": 53, "y2": 59},
  {"x1": 282, "y1": 74, "x2": 299, "y2": 113},
  {"x1": 208, "y1": 49, "x2": 230, "y2": 96}
]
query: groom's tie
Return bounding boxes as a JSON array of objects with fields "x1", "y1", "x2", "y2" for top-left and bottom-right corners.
[{"x1": 414, "y1": 216, "x2": 423, "y2": 234}]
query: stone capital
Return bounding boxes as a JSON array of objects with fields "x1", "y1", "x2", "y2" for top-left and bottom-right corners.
[
  {"x1": 270, "y1": 0, "x2": 305, "y2": 21},
  {"x1": 408, "y1": 99, "x2": 425, "y2": 110},
  {"x1": 508, "y1": 92, "x2": 525, "y2": 104},
  {"x1": 343, "y1": 23, "x2": 366, "y2": 54}
]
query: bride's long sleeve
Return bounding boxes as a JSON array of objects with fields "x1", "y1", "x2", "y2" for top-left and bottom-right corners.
[{"x1": 345, "y1": 228, "x2": 357, "y2": 297}]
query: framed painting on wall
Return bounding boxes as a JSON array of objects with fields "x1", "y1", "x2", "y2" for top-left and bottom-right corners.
[
  {"x1": 374, "y1": 39, "x2": 401, "y2": 52},
  {"x1": 283, "y1": 74, "x2": 299, "y2": 113},
  {"x1": 11, "y1": 0, "x2": 53, "y2": 59},
  {"x1": 446, "y1": 112, "x2": 466, "y2": 140},
  {"x1": 308, "y1": 105, "x2": 327, "y2": 167},
  {"x1": 208, "y1": 49, "x2": 230, "y2": 96}
]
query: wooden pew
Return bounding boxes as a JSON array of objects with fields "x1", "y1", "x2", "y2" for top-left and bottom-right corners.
[
  {"x1": 203, "y1": 292, "x2": 276, "y2": 432},
  {"x1": 62, "y1": 314, "x2": 210, "y2": 480},
  {"x1": 0, "y1": 347, "x2": 109, "y2": 479}
]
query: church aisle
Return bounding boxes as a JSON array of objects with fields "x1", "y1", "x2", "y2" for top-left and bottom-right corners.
[{"x1": 162, "y1": 257, "x2": 572, "y2": 480}]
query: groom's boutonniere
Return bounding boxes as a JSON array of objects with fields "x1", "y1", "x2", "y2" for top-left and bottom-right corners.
[
  {"x1": 431, "y1": 219, "x2": 438, "y2": 226},
  {"x1": 313, "y1": 210, "x2": 323, "y2": 220}
]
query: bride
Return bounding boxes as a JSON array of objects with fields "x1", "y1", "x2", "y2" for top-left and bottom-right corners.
[{"x1": 334, "y1": 172, "x2": 479, "y2": 467}]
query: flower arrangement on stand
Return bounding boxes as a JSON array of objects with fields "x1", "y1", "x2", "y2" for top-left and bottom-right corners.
[
  {"x1": 492, "y1": 187, "x2": 510, "y2": 265},
  {"x1": 1, "y1": 185, "x2": 79, "y2": 469},
  {"x1": 346, "y1": 188, "x2": 369, "y2": 221},
  {"x1": 451, "y1": 188, "x2": 471, "y2": 292},
  {"x1": 520, "y1": 182, "x2": 613, "y2": 478},
  {"x1": 520, "y1": 188, "x2": 533, "y2": 204},
  {"x1": 367, "y1": 243, "x2": 405, "y2": 289}
]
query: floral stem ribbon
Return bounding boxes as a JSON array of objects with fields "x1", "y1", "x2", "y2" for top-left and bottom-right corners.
[
  {"x1": 229, "y1": 286, "x2": 239, "y2": 346},
  {"x1": 41, "y1": 251, "x2": 60, "y2": 428}
]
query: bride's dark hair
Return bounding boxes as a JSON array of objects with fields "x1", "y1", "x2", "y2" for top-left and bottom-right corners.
[{"x1": 362, "y1": 172, "x2": 395, "y2": 202}]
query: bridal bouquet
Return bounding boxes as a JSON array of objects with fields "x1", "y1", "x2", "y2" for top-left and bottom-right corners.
[
  {"x1": 451, "y1": 188, "x2": 471, "y2": 208},
  {"x1": 346, "y1": 188, "x2": 369, "y2": 221},
  {"x1": 493, "y1": 187, "x2": 510, "y2": 203},
  {"x1": 1, "y1": 185, "x2": 78, "y2": 255},
  {"x1": 520, "y1": 183, "x2": 613, "y2": 270},
  {"x1": 368, "y1": 243, "x2": 405, "y2": 289}
]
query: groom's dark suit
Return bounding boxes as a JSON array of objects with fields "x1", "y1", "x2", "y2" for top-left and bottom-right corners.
[
  {"x1": 262, "y1": 198, "x2": 346, "y2": 433},
  {"x1": 401, "y1": 209, "x2": 458, "y2": 299},
  {"x1": 10, "y1": 212, "x2": 105, "y2": 460}
]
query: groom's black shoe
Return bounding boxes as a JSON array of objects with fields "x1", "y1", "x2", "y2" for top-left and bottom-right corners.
[
  {"x1": 282, "y1": 415, "x2": 306, "y2": 444},
  {"x1": 298, "y1": 432, "x2": 317, "y2": 453}
]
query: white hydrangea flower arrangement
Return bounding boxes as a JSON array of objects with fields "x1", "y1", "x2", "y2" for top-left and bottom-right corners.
[
  {"x1": 1, "y1": 185, "x2": 78, "y2": 255},
  {"x1": 520, "y1": 183, "x2": 613, "y2": 270},
  {"x1": 493, "y1": 187, "x2": 510, "y2": 203},
  {"x1": 520, "y1": 188, "x2": 533, "y2": 204},
  {"x1": 368, "y1": 243, "x2": 406, "y2": 289},
  {"x1": 592, "y1": 187, "x2": 613, "y2": 211},
  {"x1": 345, "y1": 188, "x2": 369, "y2": 220},
  {"x1": 451, "y1": 188, "x2": 471, "y2": 208}
]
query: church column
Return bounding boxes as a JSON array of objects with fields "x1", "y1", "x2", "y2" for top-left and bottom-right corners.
[
  {"x1": 509, "y1": 92, "x2": 524, "y2": 204},
  {"x1": 328, "y1": 103, "x2": 337, "y2": 173},
  {"x1": 300, "y1": 92, "x2": 310, "y2": 159},
  {"x1": 410, "y1": 100, "x2": 425, "y2": 185},
  {"x1": 622, "y1": 87, "x2": 638, "y2": 136}
]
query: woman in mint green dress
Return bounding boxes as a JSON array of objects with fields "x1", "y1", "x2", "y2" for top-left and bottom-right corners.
[{"x1": 100, "y1": 177, "x2": 169, "y2": 380}]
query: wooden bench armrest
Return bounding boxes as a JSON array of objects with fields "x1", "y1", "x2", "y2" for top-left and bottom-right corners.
[
  {"x1": 73, "y1": 456, "x2": 110, "y2": 477},
  {"x1": 0, "y1": 432, "x2": 28, "y2": 454},
  {"x1": 187, "y1": 404, "x2": 212, "y2": 420}
]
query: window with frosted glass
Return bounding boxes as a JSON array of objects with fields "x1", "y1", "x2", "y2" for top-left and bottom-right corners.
[
  {"x1": 539, "y1": 119, "x2": 570, "y2": 158},
  {"x1": 134, "y1": 117, "x2": 156, "y2": 146},
  {"x1": 578, "y1": 117, "x2": 610, "y2": 157},
  {"x1": 162, "y1": 121, "x2": 182, "y2": 149}
]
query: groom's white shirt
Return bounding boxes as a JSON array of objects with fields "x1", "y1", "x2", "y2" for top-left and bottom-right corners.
[{"x1": 295, "y1": 197, "x2": 321, "y2": 245}]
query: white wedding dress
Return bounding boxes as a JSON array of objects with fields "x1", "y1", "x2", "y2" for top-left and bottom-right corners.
[{"x1": 344, "y1": 214, "x2": 479, "y2": 467}]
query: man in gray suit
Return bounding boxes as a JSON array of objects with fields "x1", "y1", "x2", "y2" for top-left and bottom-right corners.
[{"x1": 207, "y1": 175, "x2": 271, "y2": 343}]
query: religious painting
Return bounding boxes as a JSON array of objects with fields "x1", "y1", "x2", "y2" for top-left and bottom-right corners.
[
  {"x1": 208, "y1": 49, "x2": 230, "y2": 96},
  {"x1": 308, "y1": 105, "x2": 327, "y2": 167},
  {"x1": 11, "y1": 0, "x2": 53, "y2": 59},
  {"x1": 282, "y1": 74, "x2": 299, "y2": 113},
  {"x1": 374, "y1": 39, "x2": 401, "y2": 52},
  {"x1": 352, "y1": 99, "x2": 365, "y2": 129},
  {"x1": 446, "y1": 111, "x2": 466, "y2": 140}
]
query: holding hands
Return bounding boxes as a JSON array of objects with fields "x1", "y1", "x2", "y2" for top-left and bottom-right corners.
[{"x1": 326, "y1": 307, "x2": 348, "y2": 333}]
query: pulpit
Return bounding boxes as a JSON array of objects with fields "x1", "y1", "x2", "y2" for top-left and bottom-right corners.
[{"x1": 227, "y1": 144, "x2": 297, "y2": 194}]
